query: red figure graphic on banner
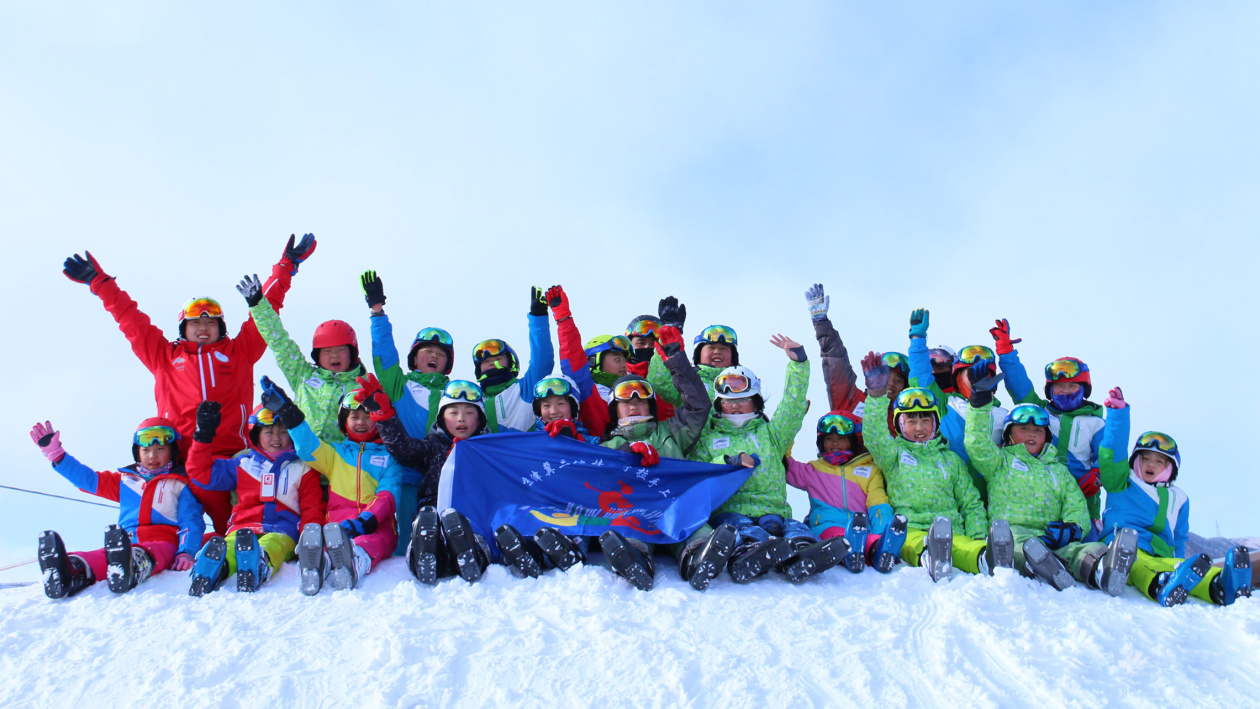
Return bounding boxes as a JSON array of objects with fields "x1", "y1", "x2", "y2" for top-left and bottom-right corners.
[{"x1": 585, "y1": 480, "x2": 633, "y2": 513}]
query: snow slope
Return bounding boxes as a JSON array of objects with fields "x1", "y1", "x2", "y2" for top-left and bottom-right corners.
[{"x1": 2, "y1": 557, "x2": 1257, "y2": 708}]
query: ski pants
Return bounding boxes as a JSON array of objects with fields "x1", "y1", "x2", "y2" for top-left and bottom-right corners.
[
  {"x1": 712, "y1": 512, "x2": 813, "y2": 548},
  {"x1": 223, "y1": 531, "x2": 295, "y2": 576},
  {"x1": 1130, "y1": 550, "x2": 1222, "y2": 604},
  {"x1": 73, "y1": 541, "x2": 178, "y2": 583},
  {"x1": 901, "y1": 529, "x2": 987, "y2": 574},
  {"x1": 393, "y1": 481, "x2": 419, "y2": 557},
  {"x1": 1009, "y1": 527, "x2": 1091, "y2": 578},
  {"x1": 638, "y1": 524, "x2": 712, "y2": 562}
]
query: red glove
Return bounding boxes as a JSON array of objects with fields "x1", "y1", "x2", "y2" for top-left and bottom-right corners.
[
  {"x1": 653, "y1": 325, "x2": 686, "y2": 359},
  {"x1": 988, "y1": 319, "x2": 1022, "y2": 356},
  {"x1": 1078, "y1": 467, "x2": 1101, "y2": 498},
  {"x1": 172, "y1": 553, "x2": 194, "y2": 572},
  {"x1": 546, "y1": 285, "x2": 571, "y2": 321},
  {"x1": 545, "y1": 419, "x2": 578, "y2": 438},
  {"x1": 1104, "y1": 387, "x2": 1126, "y2": 410},
  {"x1": 354, "y1": 374, "x2": 396, "y2": 421},
  {"x1": 630, "y1": 441, "x2": 659, "y2": 467}
]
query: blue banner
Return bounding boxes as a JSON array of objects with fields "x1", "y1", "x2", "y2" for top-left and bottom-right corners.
[{"x1": 438, "y1": 432, "x2": 754, "y2": 547}]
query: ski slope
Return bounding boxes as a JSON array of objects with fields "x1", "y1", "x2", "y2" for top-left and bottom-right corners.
[{"x1": 2, "y1": 555, "x2": 1257, "y2": 707}]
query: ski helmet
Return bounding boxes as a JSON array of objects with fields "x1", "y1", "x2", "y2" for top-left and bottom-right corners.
[
  {"x1": 310, "y1": 320, "x2": 359, "y2": 367},
  {"x1": 712, "y1": 365, "x2": 764, "y2": 414},
  {"x1": 472, "y1": 339, "x2": 520, "y2": 382},
  {"x1": 892, "y1": 387, "x2": 939, "y2": 438},
  {"x1": 606, "y1": 374, "x2": 658, "y2": 424},
  {"x1": 952, "y1": 344, "x2": 997, "y2": 386},
  {"x1": 881, "y1": 352, "x2": 911, "y2": 378},
  {"x1": 132, "y1": 417, "x2": 181, "y2": 463},
  {"x1": 178, "y1": 297, "x2": 226, "y2": 342},
  {"x1": 335, "y1": 390, "x2": 369, "y2": 436},
  {"x1": 929, "y1": 345, "x2": 957, "y2": 368},
  {"x1": 584, "y1": 335, "x2": 632, "y2": 371},
  {"x1": 1001, "y1": 404, "x2": 1052, "y2": 447},
  {"x1": 1128, "y1": 431, "x2": 1180, "y2": 481},
  {"x1": 408, "y1": 327, "x2": 454, "y2": 374},
  {"x1": 436, "y1": 380, "x2": 488, "y2": 435},
  {"x1": 246, "y1": 404, "x2": 280, "y2": 448},
  {"x1": 625, "y1": 315, "x2": 661, "y2": 341},
  {"x1": 692, "y1": 325, "x2": 739, "y2": 366},
  {"x1": 532, "y1": 375, "x2": 582, "y2": 418},
  {"x1": 1044, "y1": 357, "x2": 1092, "y2": 399},
  {"x1": 816, "y1": 410, "x2": 863, "y2": 455}
]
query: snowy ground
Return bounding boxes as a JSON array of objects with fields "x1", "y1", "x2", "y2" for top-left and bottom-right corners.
[{"x1": 1, "y1": 556, "x2": 1258, "y2": 708}]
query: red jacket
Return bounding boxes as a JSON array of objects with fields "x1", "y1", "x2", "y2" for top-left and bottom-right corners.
[{"x1": 88, "y1": 258, "x2": 294, "y2": 455}]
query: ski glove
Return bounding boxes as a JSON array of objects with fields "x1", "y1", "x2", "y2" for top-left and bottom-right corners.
[
  {"x1": 1077, "y1": 467, "x2": 1101, "y2": 498},
  {"x1": 354, "y1": 374, "x2": 395, "y2": 421},
  {"x1": 1104, "y1": 387, "x2": 1126, "y2": 410},
  {"x1": 360, "y1": 270, "x2": 386, "y2": 308},
  {"x1": 908, "y1": 309, "x2": 930, "y2": 339},
  {"x1": 968, "y1": 362, "x2": 1005, "y2": 408},
  {"x1": 545, "y1": 418, "x2": 578, "y2": 439},
  {"x1": 629, "y1": 442, "x2": 660, "y2": 467},
  {"x1": 530, "y1": 287, "x2": 548, "y2": 317},
  {"x1": 259, "y1": 376, "x2": 306, "y2": 429},
  {"x1": 861, "y1": 352, "x2": 890, "y2": 394},
  {"x1": 63, "y1": 251, "x2": 107, "y2": 286},
  {"x1": 653, "y1": 324, "x2": 686, "y2": 361},
  {"x1": 658, "y1": 296, "x2": 686, "y2": 331},
  {"x1": 283, "y1": 233, "x2": 317, "y2": 268},
  {"x1": 1041, "y1": 521, "x2": 1083, "y2": 550},
  {"x1": 546, "y1": 285, "x2": 571, "y2": 320},
  {"x1": 172, "y1": 553, "x2": 194, "y2": 572},
  {"x1": 30, "y1": 421, "x2": 66, "y2": 464},
  {"x1": 194, "y1": 401, "x2": 222, "y2": 444},
  {"x1": 725, "y1": 453, "x2": 761, "y2": 469},
  {"x1": 340, "y1": 512, "x2": 378, "y2": 539},
  {"x1": 236, "y1": 274, "x2": 263, "y2": 307},
  {"x1": 805, "y1": 284, "x2": 829, "y2": 322},
  {"x1": 989, "y1": 319, "x2": 1021, "y2": 356}
]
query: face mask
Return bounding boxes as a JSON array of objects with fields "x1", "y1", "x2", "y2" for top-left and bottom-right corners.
[
  {"x1": 1050, "y1": 389, "x2": 1085, "y2": 411},
  {"x1": 722, "y1": 412, "x2": 758, "y2": 428},
  {"x1": 933, "y1": 372, "x2": 954, "y2": 391},
  {"x1": 822, "y1": 450, "x2": 857, "y2": 466}
]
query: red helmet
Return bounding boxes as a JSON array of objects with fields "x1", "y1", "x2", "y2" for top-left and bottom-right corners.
[
  {"x1": 310, "y1": 320, "x2": 359, "y2": 365},
  {"x1": 132, "y1": 416, "x2": 182, "y2": 464}
]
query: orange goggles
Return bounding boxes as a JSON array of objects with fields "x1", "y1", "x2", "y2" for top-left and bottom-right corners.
[
  {"x1": 181, "y1": 298, "x2": 223, "y2": 321},
  {"x1": 472, "y1": 339, "x2": 509, "y2": 362},
  {"x1": 612, "y1": 379, "x2": 654, "y2": 401}
]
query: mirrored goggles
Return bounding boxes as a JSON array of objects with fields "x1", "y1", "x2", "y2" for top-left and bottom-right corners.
[
  {"x1": 929, "y1": 348, "x2": 955, "y2": 366},
  {"x1": 533, "y1": 377, "x2": 575, "y2": 400},
  {"x1": 881, "y1": 352, "x2": 910, "y2": 372},
  {"x1": 1045, "y1": 358, "x2": 1088, "y2": 381},
  {"x1": 472, "y1": 339, "x2": 509, "y2": 362},
  {"x1": 181, "y1": 298, "x2": 223, "y2": 321},
  {"x1": 444, "y1": 380, "x2": 485, "y2": 403},
  {"x1": 134, "y1": 425, "x2": 178, "y2": 447},
  {"x1": 895, "y1": 388, "x2": 936, "y2": 411},
  {"x1": 1008, "y1": 405, "x2": 1050, "y2": 427},
  {"x1": 249, "y1": 409, "x2": 277, "y2": 427},
  {"x1": 340, "y1": 392, "x2": 365, "y2": 411},
  {"x1": 817, "y1": 414, "x2": 860, "y2": 437},
  {"x1": 1136, "y1": 431, "x2": 1178, "y2": 454},
  {"x1": 626, "y1": 319, "x2": 659, "y2": 338},
  {"x1": 713, "y1": 373, "x2": 753, "y2": 395},
  {"x1": 958, "y1": 345, "x2": 996, "y2": 366},
  {"x1": 412, "y1": 327, "x2": 453, "y2": 349},
  {"x1": 612, "y1": 379, "x2": 654, "y2": 401},
  {"x1": 589, "y1": 336, "x2": 632, "y2": 355},
  {"x1": 696, "y1": 325, "x2": 738, "y2": 345}
]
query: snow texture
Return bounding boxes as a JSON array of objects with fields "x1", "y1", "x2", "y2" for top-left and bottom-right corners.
[{"x1": 1, "y1": 556, "x2": 1258, "y2": 707}]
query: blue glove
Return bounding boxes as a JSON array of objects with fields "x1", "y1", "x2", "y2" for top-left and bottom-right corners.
[
  {"x1": 259, "y1": 376, "x2": 304, "y2": 429},
  {"x1": 968, "y1": 361, "x2": 1005, "y2": 407},
  {"x1": 908, "y1": 309, "x2": 930, "y2": 339},
  {"x1": 1041, "y1": 521, "x2": 1082, "y2": 550},
  {"x1": 340, "y1": 512, "x2": 378, "y2": 539}
]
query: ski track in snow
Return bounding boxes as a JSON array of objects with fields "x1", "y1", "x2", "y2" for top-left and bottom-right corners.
[{"x1": 1, "y1": 559, "x2": 1258, "y2": 708}]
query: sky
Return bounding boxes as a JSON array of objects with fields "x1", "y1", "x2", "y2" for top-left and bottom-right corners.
[{"x1": 2, "y1": 1, "x2": 1258, "y2": 575}]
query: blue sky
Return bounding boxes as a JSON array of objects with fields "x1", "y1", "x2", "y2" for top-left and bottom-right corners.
[{"x1": 2, "y1": 2, "x2": 1257, "y2": 573}]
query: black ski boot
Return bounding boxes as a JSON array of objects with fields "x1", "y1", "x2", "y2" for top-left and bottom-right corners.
[
  {"x1": 1094, "y1": 527, "x2": 1139, "y2": 597},
  {"x1": 495, "y1": 524, "x2": 546, "y2": 579},
  {"x1": 39, "y1": 530, "x2": 91, "y2": 599},
  {"x1": 534, "y1": 527, "x2": 585, "y2": 571},
  {"x1": 728, "y1": 537, "x2": 794, "y2": 583},
  {"x1": 843, "y1": 513, "x2": 869, "y2": 573},
  {"x1": 440, "y1": 509, "x2": 489, "y2": 583},
  {"x1": 680, "y1": 524, "x2": 737, "y2": 591},
  {"x1": 872, "y1": 514, "x2": 908, "y2": 574},
  {"x1": 924, "y1": 516, "x2": 954, "y2": 583},
  {"x1": 782, "y1": 537, "x2": 849, "y2": 583},
  {"x1": 407, "y1": 506, "x2": 441, "y2": 584},
  {"x1": 599, "y1": 529, "x2": 655, "y2": 591},
  {"x1": 189, "y1": 536, "x2": 229, "y2": 597},
  {"x1": 985, "y1": 519, "x2": 1015, "y2": 574},
  {"x1": 104, "y1": 525, "x2": 151, "y2": 593},
  {"x1": 1022, "y1": 536, "x2": 1075, "y2": 591},
  {"x1": 323, "y1": 522, "x2": 359, "y2": 591},
  {"x1": 298, "y1": 523, "x2": 325, "y2": 596}
]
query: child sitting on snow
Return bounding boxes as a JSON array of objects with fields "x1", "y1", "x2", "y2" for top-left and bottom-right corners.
[{"x1": 31, "y1": 418, "x2": 204, "y2": 598}]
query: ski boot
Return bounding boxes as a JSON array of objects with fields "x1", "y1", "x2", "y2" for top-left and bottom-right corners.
[
  {"x1": 1021, "y1": 536, "x2": 1075, "y2": 591},
  {"x1": 189, "y1": 536, "x2": 229, "y2": 597},
  {"x1": 680, "y1": 524, "x2": 737, "y2": 591},
  {"x1": 599, "y1": 529, "x2": 655, "y2": 591},
  {"x1": 782, "y1": 536, "x2": 848, "y2": 583},
  {"x1": 440, "y1": 509, "x2": 489, "y2": 583},
  {"x1": 728, "y1": 537, "x2": 794, "y2": 583},
  {"x1": 1092, "y1": 527, "x2": 1139, "y2": 597},
  {"x1": 323, "y1": 522, "x2": 361, "y2": 591},
  {"x1": 1156, "y1": 553, "x2": 1213, "y2": 607},
  {"x1": 923, "y1": 516, "x2": 954, "y2": 583},
  {"x1": 407, "y1": 506, "x2": 441, "y2": 584},
  {"x1": 843, "y1": 513, "x2": 869, "y2": 573},
  {"x1": 871, "y1": 515, "x2": 908, "y2": 574},
  {"x1": 104, "y1": 525, "x2": 152, "y2": 593},
  {"x1": 39, "y1": 530, "x2": 92, "y2": 599},
  {"x1": 235, "y1": 529, "x2": 272, "y2": 593},
  {"x1": 298, "y1": 523, "x2": 326, "y2": 596},
  {"x1": 495, "y1": 524, "x2": 546, "y2": 579},
  {"x1": 534, "y1": 527, "x2": 585, "y2": 571},
  {"x1": 985, "y1": 519, "x2": 1015, "y2": 573},
  {"x1": 1213, "y1": 546, "x2": 1254, "y2": 606}
]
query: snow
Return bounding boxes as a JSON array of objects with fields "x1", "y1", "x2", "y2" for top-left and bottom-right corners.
[{"x1": 2, "y1": 556, "x2": 1258, "y2": 707}]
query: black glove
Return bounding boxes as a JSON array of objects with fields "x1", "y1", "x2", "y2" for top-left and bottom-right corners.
[
  {"x1": 284, "y1": 233, "x2": 317, "y2": 265},
  {"x1": 1041, "y1": 522, "x2": 1083, "y2": 550},
  {"x1": 63, "y1": 251, "x2": 104, "y2": 285},
  {"x1": 194, "y1": 401, "x2": 222, "y2": 444},
  {"x1": 529, "y1": 287, "x2": 548, "y2": 317},
  {"x1": 968, "y1": 360, "x2": 1005, "y2": 407},
  {"x1": 361, "y1": 270, "x2": 386, "y2": 308},
  {"x1": 658, "y1": 296, "x2": 686, "y2": 331},
  {"x1": 259, "y1": 376, "x2": 305, "y2": 429},
  {"x1": 236, "y1": 274, "x2": 262, "y2": 307}
]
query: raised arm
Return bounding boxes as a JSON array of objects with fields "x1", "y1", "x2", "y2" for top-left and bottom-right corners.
[
  {"x1": 64, "y1": 252, "x2": 170, "y2": 372},
  {"x1": 962, "y1": 366, "x2": 1009, "y2": 481},
  {"x1": 519, "y1": 287, "x2": 557, "y2": 397},
  {"x1": 661, "y1": 331, "x2": 711, "y2": 453},
  {"x1": 808, "y1": 284, "x2": 863, "y2": 413},
  {"x1": 991, "y1": 319, "x2": 1043, "y2": 407},
  {"x1": 858, "y1": 353, "x2": 898, "y2": 473},
  {"x1": 248, "y1": 293, "x2": 317, "y2": 389},
  {"x1": 1098, "y1": 387, "x2": 1131, "y2": 493},
  {"x1": 766, "y1": 334, "x2": 811, "y2": 449}
]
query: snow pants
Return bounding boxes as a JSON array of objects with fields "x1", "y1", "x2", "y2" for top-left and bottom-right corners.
[
  {"x1": 223, "y1": 531, "x2": 295, "y2": 576},
  {"x1": 73, "y1": 541, "x2": 178, "y2": 583},
  {"x1": 1129, "y1": 550, "x2": 1222, "y2": 604},
  {"x1": 901, "y1": 529, "x2": 987, "y2": 574},
  {"x1": 639, "y1": 525, "x2": 712, "y2": 562},
  {"x1": 352, "y1": 527, "x2": 397, "y2": 570},
  {"x1": 1009, "y1": 529, "x2": 1091, "y2": 578},
  {"x1": 393, "y1": 481, "x2": 420, "y2": 557}
]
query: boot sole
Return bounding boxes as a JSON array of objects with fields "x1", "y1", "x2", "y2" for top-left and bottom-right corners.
[
  {"x1": 844, "y1": 514, "x2": 869, "y2": 573},
  {"x1": 729, "y1": 538, "x2": 793, "y2": 583},
  {"x1": 1220, "y1": 546, "x2": 1254, "y2": 605},
  {"x1": 785, "y1": 537, "x2": 849, "y2": 583},
  {"x1": 104, "y1": 525, "x2": 136, "y2": 594},
  {"x1": 440, "y1": 511, "x2": 485, "y2": 583},
  {"x1": 874, "y1": 517, "x2": 909, "y2": 574},
  {"x1": 408, "y1": 507, "x2": 440, "y2": 584},
  {"x1": 535, "y1": 528, "x2": 583, "y2": 571},
  {"x1": 987, "y1": 519, "x2": 1015, "y2": 571},
  {"x1": 235, "y1": 529, "x2": 261, "y2": 593},
  {"x1": 1099, "y1": 527, "x2": 1139, "y2": 597},
  {"x1": 600, "y1": 532, "x2": 653, "y2": 591},
  {"x1": 1023, "y1": 537, "x2": 1075, "y2": 591},
  {"x1": 190, "y1": 536, "x2": 228, "y2": 597},
  {"x1": 38, "y1": 531, "x2": 71, "y2": 600},
  {"x1": 323, "y1": 523, "x2": 358, "y2": 591},
  {"x1": 688, "y1": 525, "x2": 736, "y2": 591},
  {"x1": 1159, "y1": 554, "x2": 1212, "y2": 607},
  {"x1": 927, "y1": 517, "x2": 954, "y2": 583},
  {"x1": 297, "y1": 523, "x2": 324, "y2": 596},
  {"x1": 495, "y1": 526, "x2": 541, "y2": 579}
]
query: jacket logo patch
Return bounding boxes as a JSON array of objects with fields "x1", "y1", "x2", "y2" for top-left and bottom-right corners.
[
  {"x1": 214, "y1": 352, "x2": 229, "y2": 362},
  {"x1": 305, "y1": 377, "x2": 324, "y2": 389},
  {"x1": 1011, "y1": 459, "x2": 1029, "y2": 472},
  {"x1": 260, "y1": 471, "x2": 276, "y2": 501},
  {"x1": 711, "y1": 437, "x2": 731, "y2": 450},
  {"x1": 853, "y1": 466, "x2": 872, "y2": 478},
  {"x1": 173, "y1": 357, "x2": 185, "y2": 365},
  {"x1": 370, "y1": 455, "x2": 388, "y2": 467},
  {"x1": 900, "y1": 451, "x2": 918, "y2": 467}
]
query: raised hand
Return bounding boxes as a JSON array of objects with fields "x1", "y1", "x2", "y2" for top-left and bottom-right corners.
[
  {"x1": 530, "y1": 287, "x2": 548, "y2": 317},
  {"x1": 236, "y1": 274, "x2": 262, "y2": 307},
  {"x1": 908, "y1": 309, "x2": 929, "y2": 339},
  {"x1": 284, "y1": 233, "x2": 317, "y2": 266},
  {"x1": 259, "y1": 376, "x2": 304, "y2": 429},
  {"x1": 989, "y1": 318, "x2": 1021, "y2": 355},
  {"x1": 354, "y1": 374, "x2": 395, "y2": 420},
  {"x1": 861, "y1": 351, "x2": 890, "y2": 394},
  {"x1": 546, "y1": 285, "x2": 571, "y2": 320},
  {"x1": 1104, "y1": 387, "x2": 1126, "y2": 410},
  {"x1": 194, "y1": 401, "x2": 222, "y2": 443},
  {"x1": 805, "y1": 284, "x2": 829, "y2": 322},
  {"x1": 361, "y1": 270, "x2": 386, "y2": 309},
  {"x1": 30, "y1": 421, "x2": 66, "y2": 463},
  {"x1": 770, "y1": 334, "x2": 806, "y2": 362},
  {"x1": 968, "y1": 360, "x2": 1005, "y2": 406},
  {"x1": 658, "y1": 296, "x2": 686, "y2": 331},
  {"x1": 63, "y1": 251, "x2": 106, "y2": 285}
]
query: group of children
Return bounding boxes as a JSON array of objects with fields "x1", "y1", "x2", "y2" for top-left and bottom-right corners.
[{"x1": 31, "y1": 241, "x2": 1254, "y2": 610}]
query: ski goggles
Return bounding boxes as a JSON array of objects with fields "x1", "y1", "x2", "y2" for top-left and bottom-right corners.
[
  {"x1": 694, "y1": 325, "x2": 738, "y2": 346},
  {"x1": 881, "y1": 352, "x2": 910, "y2": 373},
  {"x1": 586, "y1": 336, "x2": 632, "y2": 357},
  {"x1": 929, "y1": 347, "x2": 956, "y2": 366},
  {"x1": 1008, "y1": 404, "x2": 1050, "y2": 427},
  {"x1": 817, "y1": 414, "x2": 860, "y2": 437},
  {"x1": 443, "y1": 380, "x2": 485, "y2": 403},
  {"x1": 533, "y1": 377, "x2": 575, "y2": 400},
  {"x1": 134, "y1": 425, "x2": 178, "y2": 448},
  {"x1": 472, "y1": 339, "x2": 510, "y2": 362},
  {"x1": 412, "y1": 327, "x2": 453, "y2": 349},
  {"x1": 895, "y1": 388, "x2": 936, "y2": 412},
  {"x1": 957, "y1": 345, "x2": 996, "y2": 366},
  {"x1": 249, "y1": 409, "x2": 277, "y2": 427},
  {"x1": 1135, "y1": 431, "x2": 1178, "y2": 455},
  {"x1": 611, "y1": 379, "x2": 654, "y2": 401},
  {"x1": 180, "y1": 298, "x2": 223, "y2": 321},
  {"x1": 625, "y1": 319, "x2": 660, "y2": 338},
  {"x1": 713, "y1": 372, "x2": 754, "y2": 395},
  {"x1": 340, "y1": 392, "x2": 366, "y2": 411},
  {"x1": 1045, "y1": 358, "x2": 1089, "y2": 382}
]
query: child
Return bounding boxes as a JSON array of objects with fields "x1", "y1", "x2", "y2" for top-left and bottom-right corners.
[
  {"x1": 31, "y1": 419, "x2": 204, "y2": 598},
  {"x1": 248, "y1": 377, "x2": 405, "y2": 594},
  {"x1": 623, "y1": 314, "x2": 675, "y2": 420},
  {"x1": 61, "y1": 234, "x2": 314, "y2": 534},
  {"x1": 584, "y1": 334, "x2": 632, "y2": 401},
  {"x1": 470, "y1": 287, "x2": 555, "y2": 433},
  {"x1": 1089, "y1": 389, "x2": 1252, "y2": 606},
  {"x1": 964, "y1": 368, "x2": 1092, "y2": 591},
  {"x1": 185, "y1": 395, "x2": 325, "y2": 595},
  {"x1": 544, "y1": 285, "x2": 611, "y2": 437},
  {"x1": 365, "y1": 377, "x2": 495, "y2": 585},
  {"x1": 991, "y1": 319, "x2": 1107, "y2": 538},
  {"x1": 784, "y1": 410, "x2": 909, "y2": 575},
  {"x1": 860, "y1": 353, "x2": 989, "y2": 582}
]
